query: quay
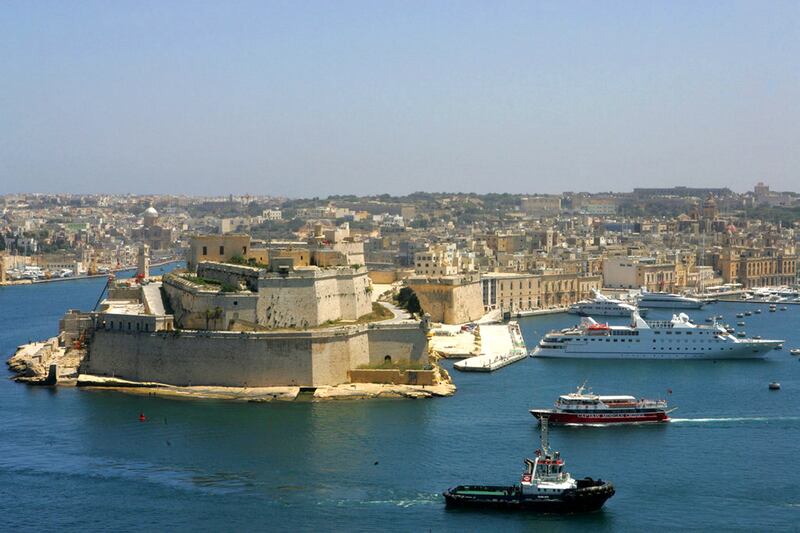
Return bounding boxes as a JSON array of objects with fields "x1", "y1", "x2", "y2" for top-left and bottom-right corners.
[
  {"x1": 453, "y1": 322, "x2": 527, "y2": 372},
  {"x1": 1, "y1": 259, "x2": 183, "y2": 286}
]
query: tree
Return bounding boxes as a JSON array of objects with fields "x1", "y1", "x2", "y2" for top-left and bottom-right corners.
[{"x1": 396, "y1": 287, "x2": 422, "y2": 315}]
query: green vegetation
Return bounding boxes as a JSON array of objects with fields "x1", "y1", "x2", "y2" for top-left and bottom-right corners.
[
  {"x1": 395, "y1": 287, "x2": 422, "y2": 315},
  {"x1": 357, "y1": 302, "x2": 393, "y2": 322},
  {"x1": 181, "y1": 274, "x2": 240, "y2": 292},
  {"x1": 309, "y1": 303, "x2": 393, "y2": 329},
  {"x1": 226, "y1": 254, "x2": 268, "y2": 269},
  {"x1": 742, "y1": 206, "x2": 800, "y2": 227},
  {"x1": 182, "y1": 274, "x2": 221, "y2": 286}
]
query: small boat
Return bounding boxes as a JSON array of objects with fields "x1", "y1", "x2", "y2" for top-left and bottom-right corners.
[
  {"x1": 737, "y1": 331, "x2": 747, "y2": 338},
  {"x1": 754, "y1": 309, "x2": 761, "y2": 314},
  {"x1": 753, "y1": 335, "x2": 762, "y2": 340},
  {"x1": 725, "y1": 326, "x2": 735, "y2": 334},
  {"x1": 443, "y1": 417, "x2": 615, "y2": 512},
  {"x1": 737, "y1": 321, "x2": 745, "y2": 326},
  {"x1": 780, "y1": 306, "x2": 788, "y2": 311},
  {"x1": 736, "y1": 313, "x2": 744, "y2": 318},
  {"x1": 745, "y1": 311, "x2": 753, "y2": 316},
  {"x1": 790, "y1": 349, "x2": 800, "y2": 356},
  {"x1": 704, "y1": 317, "x2": 714, "y2": 323},
  {"x1": 768, "y1": 382, "x2": 781, "y2": 390}
]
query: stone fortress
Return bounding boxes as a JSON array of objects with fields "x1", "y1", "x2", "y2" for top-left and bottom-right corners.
[{"x1": 39, "y1": 231, "x2": 449, "y2": 397}]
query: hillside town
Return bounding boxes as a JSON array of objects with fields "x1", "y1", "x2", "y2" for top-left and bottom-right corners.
[{"x1": 2, "y1": 185, "x2": 798, "y2": 325}]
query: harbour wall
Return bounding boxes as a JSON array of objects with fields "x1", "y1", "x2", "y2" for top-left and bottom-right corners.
[{"x1": 84, "y1": 322, "x2": 428, "y2": 387}]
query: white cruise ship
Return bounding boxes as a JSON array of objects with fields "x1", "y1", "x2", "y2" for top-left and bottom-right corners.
[
  {"x1": 531, "y1": 312, "x2": 782, "y2": 360},
  {"x1": 636, "y1": 290, "x2": 704, "y2": 309},
  {"x1": 568, "y1": 290, "x2": 646, "y2": 317}
]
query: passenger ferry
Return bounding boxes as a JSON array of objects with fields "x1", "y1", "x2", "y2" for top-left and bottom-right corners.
[
  {"x1": 530, "y1": 383, "x2": 674, "y2": 425},
  {"x1": 636, "y1": 290, "x2": 704, "y2": 309},
  {"x1": 531, "y1": 312, "x2": 782, "y2": 359},
  {"x1": 568, "y1": 290, "x2": 646, "y2": 317}
]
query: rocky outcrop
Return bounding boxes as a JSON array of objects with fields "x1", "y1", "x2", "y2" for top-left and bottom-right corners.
[{"x1": 7, "y1": 337, "x2": 85, "y2": 384}]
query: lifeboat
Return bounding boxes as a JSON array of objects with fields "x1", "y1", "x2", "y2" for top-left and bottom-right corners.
[{"x1": 586, "y1": 323, "x2": 610, "y2": 336}]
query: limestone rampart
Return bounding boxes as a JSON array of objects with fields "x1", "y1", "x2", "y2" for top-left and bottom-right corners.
[
  {"x1": 257, "y1": 267, "x2": 371, "y2": 328},
  {"x1": 83, "y1": 321, "x2": 428, "y2": 388},
  {"x1": 407, "y1": 276, "x2": 484, "y2": 324},
  {"x1": 197, "y1": 262, "x2": 260, "y2": 291},
  {"x1": 162, "y1": 274, "x2": 258, "y2": 330},
  {"x1": 348, "y1": 369, "x2": 435, "y2": 386},
  {"x1": 366, "y1": 323, "x2": 429, "y2": 366},
  {"x1": 86, "y1": 328, "x2": 356, "y2": 387}
]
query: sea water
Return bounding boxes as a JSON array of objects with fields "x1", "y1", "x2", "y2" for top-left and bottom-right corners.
[{"x1": 1, "y1": 276, "x2": 798, "y2": 531}]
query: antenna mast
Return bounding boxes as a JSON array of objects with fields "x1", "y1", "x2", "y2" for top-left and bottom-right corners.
[{"x1": 540, "y1": 415, "x2": 550, "y2": 455}]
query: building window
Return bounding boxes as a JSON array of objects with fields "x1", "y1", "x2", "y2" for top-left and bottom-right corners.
[
  {"x1": 202, "y1": 246, "x2": 207, "y2": 256},
  {"x1": 219, "y1": 245, "x2": 225, "y2": 255}
]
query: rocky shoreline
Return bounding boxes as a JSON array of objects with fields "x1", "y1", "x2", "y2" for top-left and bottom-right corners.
[{"x1": 75, "y1": 375, "x2": 456, "y2": 401}]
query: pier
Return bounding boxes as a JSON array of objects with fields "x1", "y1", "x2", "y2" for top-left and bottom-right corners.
[{"x1": 453, "y1": 322, "x2": 527, "y2": 372}]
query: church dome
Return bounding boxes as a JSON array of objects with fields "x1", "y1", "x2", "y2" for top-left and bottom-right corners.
[{"x1": 143, "y1": 206, "x2": 159, "y2": 219}]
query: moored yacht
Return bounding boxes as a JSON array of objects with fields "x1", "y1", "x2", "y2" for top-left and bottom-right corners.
[
  {"x1": 636, "y1": 290, "x2": 704, "y2": 309},
  {"x1": 568, "y1": 289, "x2": 646, "y2": 317},
  {"x1": 531, "y1": 312, "x2": 782, "y2": 360}
]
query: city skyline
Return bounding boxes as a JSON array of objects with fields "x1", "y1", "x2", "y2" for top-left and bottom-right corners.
[{"x1": 2, "y1": 1, "x2": 798, "y2": 196}]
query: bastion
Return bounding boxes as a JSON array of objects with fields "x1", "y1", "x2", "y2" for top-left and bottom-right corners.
[{"x1": 8, "y1": 260, "x2": 454, "y2": 399}]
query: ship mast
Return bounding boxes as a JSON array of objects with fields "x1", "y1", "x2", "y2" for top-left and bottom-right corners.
[{"x1": 540, "y1": 415, "x2": 550, "y2": 455}]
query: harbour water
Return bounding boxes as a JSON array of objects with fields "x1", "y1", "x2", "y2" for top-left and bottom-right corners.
[{"x1": 1, "y1": 275, "x2": 799, "y2": 531}]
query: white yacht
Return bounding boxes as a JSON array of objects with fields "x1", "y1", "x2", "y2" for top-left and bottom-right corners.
[
  {"x1": 636, "y1": 289, "x2": 704, "y2": 309},
  {"x1": 531, "y1": 312, "x2": 782, "y2": 360},
  {"x1": 568, "y1": 290, "x2": 646, "y2": 317}
]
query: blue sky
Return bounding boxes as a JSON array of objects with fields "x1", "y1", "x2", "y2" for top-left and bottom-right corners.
[{"x1": 1, "y1": 1, "x2": 798, "y2": 196}]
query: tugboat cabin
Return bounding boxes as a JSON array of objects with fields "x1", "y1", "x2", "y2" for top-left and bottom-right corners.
[{"x1": 521, "y1": 450, "x2": 575, "y2": 495}]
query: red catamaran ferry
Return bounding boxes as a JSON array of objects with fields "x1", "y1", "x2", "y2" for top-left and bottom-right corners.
[{"x1": 530, "y1": 383, "x2": 675, "y2": 425}]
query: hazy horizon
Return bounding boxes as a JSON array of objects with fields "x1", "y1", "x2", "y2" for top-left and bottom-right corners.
[{"x1": 2, "y1": 1, "x2": 798, "y2": 197}]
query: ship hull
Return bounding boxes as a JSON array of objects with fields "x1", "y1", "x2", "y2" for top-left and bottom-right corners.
[
  {"x1": 637, "y1": 300, "x2": 703, "y2": 309},
  {"x1": 530, "y1": 409, "x2": 669, "y2": 425},
  {"x1": 568, "y1": 308, "x2": 647, "y2": 317},
  {"x1": 531, "y1": 341, "x2": 779, "y2": 360},
  {"x1": 443, "y1": 480, "x2": 614, "y2": 513}
]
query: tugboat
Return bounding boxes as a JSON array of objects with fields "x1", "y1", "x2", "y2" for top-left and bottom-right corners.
[
  {"x1": 443, "y1": 417, "x2": 614, "y2": 512},
  {"x1": 530, "y1": 383, "x2": 674, "y2": 425}
]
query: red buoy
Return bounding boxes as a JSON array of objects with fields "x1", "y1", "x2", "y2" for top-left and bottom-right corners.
[{"x1": 139, "y1": 412, "x2": 146, "y2": 422}]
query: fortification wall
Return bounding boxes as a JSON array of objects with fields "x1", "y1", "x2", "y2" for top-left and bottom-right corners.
[
  {"x1": 407, "y1": 278, "x2": 484, "y2": 324},
  {"x1": 197, "y1": 262, "x2": 260, "y2": 291},
  {"x1": 348, "y1": 369, "x2": 435, "y2": 386},
  {"x1": 257, "y1": 267, "x2": 372, "y2": 328},
  {"x1": 311, "y1": 329, "x2": 369, "y2": 385},
  {"x1": 83, "y1": 321, "x2": 426, "y2": 388},
  {"x1": 366, "y1": 324, "x2": 429, "y2": 366},
  {"x1": 331, "y1": 271, "x2": 371, "y2": 320},
  {"x1": 257, "y1": 276, "x2": 319, "y2": 328},
  {"x1": 162, "y1": 275, "x2": 258, "y2": 330},
  {"x1": 85, "y1": 327, "x2": 374, "y2": 387}
]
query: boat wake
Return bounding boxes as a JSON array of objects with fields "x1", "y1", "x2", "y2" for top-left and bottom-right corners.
[
  {"x1": 335, "y1": 493, "x2": 440, "y2": 508},
  {"x1": 670, "y1": 416, "x2": 800, "y2": 424}
]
